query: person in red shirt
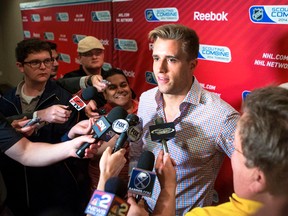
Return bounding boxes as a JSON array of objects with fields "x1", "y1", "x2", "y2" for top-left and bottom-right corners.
[{"x1": 85, "y1": 68, "x2": 138, "y2": 192}]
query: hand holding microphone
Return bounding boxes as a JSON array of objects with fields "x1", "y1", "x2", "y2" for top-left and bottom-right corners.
[
  {"x1": 36, "y1": 86, "x2": 98, "y2": 125},
  {"x1": 85, "y1": 100, "x2": 106, "y2": 119},
  {"x1": 76, "y1": 106, "x2": 128, "y2": 158},
  {"x1": 97, "y1": 146, "x2": 127, "y2": 191},
  {"x1": 67, "y1": 118, "x2": 95, "y2": 139},
  {"x1": 155, "y1": 150, "x2": 177, "y2": 191}
]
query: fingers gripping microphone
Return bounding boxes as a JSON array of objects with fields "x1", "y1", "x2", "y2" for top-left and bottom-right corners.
[
  {"x1": 112, "y1": 114, "x2": 140, "y2": 153},
  {"x1": 85, "y1": 177, "x2": 130, "y2": 216},
  {"x1": 69, "y1": 86, "x2": 98, "y2": 111},
  {"x1": 128, "y1": 151, "x2": 156, "y2": 202},
  {"x1": 149, "y1": 117, "x2": 176, "y2": 154},
  {"x1": 76, "y1": 106, "x2": 128, "y2": 158}
]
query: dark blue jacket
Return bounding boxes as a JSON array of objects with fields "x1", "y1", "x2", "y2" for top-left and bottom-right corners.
[
  {"x1": 0, "y1": 80, "x2": 85, "y2": 216},
  {"x1": 0, "y1": 80, "x2": 78, "y2": 142}
]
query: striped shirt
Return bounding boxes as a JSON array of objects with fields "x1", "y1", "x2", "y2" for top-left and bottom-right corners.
[{"x1": 130, "y1": 77, "x2": 239, "y2": 215}]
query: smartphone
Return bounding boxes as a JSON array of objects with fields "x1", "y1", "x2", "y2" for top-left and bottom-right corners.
[
  {"x1": 22, "y1": 117, "x2": 40, "y2": 128},
  {"x1": 94, "y1": 108, "x2": 106, "y2": 115}
]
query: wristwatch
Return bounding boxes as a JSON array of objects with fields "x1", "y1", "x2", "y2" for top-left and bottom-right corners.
[
  {"x1": 86, "y1": 75, "x2": 93, "y2": 87},
  {"x1": 32, "y1": 111, "x2": 38, "y2": 119}
]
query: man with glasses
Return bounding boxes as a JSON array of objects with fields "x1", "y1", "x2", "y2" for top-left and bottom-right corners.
[
  {"x1": 63, "y1": 36, "x2": 106, "y2": 78},
  {"x1": 0, "y1": 38, "x2": 82, "y2": 215},
  {"x1": 62, "y1": 36, "x2": 108, "y2": 115}
]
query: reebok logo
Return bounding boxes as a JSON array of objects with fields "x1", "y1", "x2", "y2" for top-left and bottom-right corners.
[{"x1": 194, "y1": 11, "x2": 228, "y2": 21}]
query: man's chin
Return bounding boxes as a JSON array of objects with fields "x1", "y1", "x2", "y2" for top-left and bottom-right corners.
[{"x1": 89, "y1": 63, "x2": 102, "y2": 68}]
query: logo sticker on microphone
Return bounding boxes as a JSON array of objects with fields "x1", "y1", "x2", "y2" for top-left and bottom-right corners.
[
  {"x1": 151, "y1": 128, "x2": 175, "y2": 135},
  {"x1": 135, "y1": 171, "x2": 151, "y2": 189},
  {"x1": 128, "y1": 168, "x2": 156, "y2": 197},
  {"x1": 94, "y1": 119, "x2": 107, "y2": 133},
  {"x1": 69, "y1": 95, "x2": 86, "y2": 111},
  {"x1": 112, "y1": 119, "x2": 129, "y2": 133},
  {"x1": 149, "y1": 122, "x2": 176, "y2": 142},
  {"x1": 127, "y1": 126, "x2": 142, "y2": 142}
]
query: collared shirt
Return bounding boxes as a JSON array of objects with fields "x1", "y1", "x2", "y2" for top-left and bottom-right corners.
[
  {"x1": 131, "y1": 77, "x2": 239, "y2": 215},
  {"x1": 15, "y1": 80, "x2": 42, "y2": 113},
  {"x1": 185, "y1": 193, "x2": 263, "y2": 216}
]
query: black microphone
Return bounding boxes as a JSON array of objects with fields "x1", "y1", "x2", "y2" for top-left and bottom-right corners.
[
  {"x1": 128, "y1": 151, "x2": 156, "y2": 203},
  {"x1": 76, "y1": 106, "x2": 128, "y2": 158},
  {"x1": 149, "y1": 117, "x2": 176, "y2": 154},
  {"x1": 85, "y1": 177, "x2": 130, "y2": 216},
  {"x1": 104, "y1": 177, "x2": 128, "y2": 199},
  {"x1": 69, "y1": 86, "x2": 98, "y2": 111},
  {"x1": 112, "y1": 113, "x2": 140, "y2": 153}
]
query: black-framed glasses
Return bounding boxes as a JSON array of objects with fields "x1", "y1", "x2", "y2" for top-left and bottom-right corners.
[
  {"x1": 80, "y1": 49, "x2": 104, "y2": 57},
  {"x1": 22, "y1": 58, "x2": 52, "y2": 69}
]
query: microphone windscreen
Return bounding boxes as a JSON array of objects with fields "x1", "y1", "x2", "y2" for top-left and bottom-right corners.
[
  {"x1": 155, "y1": 117, "x2": 164, "y2": 125},
  {"x1": 137, "y1": 151, "x2": 155, "y2": 171},
  {"x1": 104, "y1": 177, "x2": 127, "y2": 199},
  {"x1": 126, "y1": 113, "x2": 139, "y2": 126},
  {"x1": 81, "y1": 86, "x2": 98, "y2": 100},
  {"x1": 106, "y1": 106, "x2": 128, "y2": 123}
]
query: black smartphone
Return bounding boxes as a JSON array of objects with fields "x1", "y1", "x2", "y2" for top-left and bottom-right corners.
[
  {"x1": 22, "y1": 117, "x2": 40, "y2": 128},
  {"x1": 94, "y1": 108, "x2": 106, "y2": 115}
]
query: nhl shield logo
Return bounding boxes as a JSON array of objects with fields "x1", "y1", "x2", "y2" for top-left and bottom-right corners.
[{"x1": 252, "y1": 8, "x2": 263, "y2": 21}]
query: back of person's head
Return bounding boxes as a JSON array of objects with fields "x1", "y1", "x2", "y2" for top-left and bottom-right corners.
[
  {"x1": 47, "y1": 41, "x2": 57, "y2": 50},
  {"x1": 148, "y1": 24, "x2": 199, "y2": 60},
  {"x1": 15, "y1": 38, "x2": 51, "y2": 63},
  {"x1": 239, "y1": 86, "x2": 288, "y2": 196}
]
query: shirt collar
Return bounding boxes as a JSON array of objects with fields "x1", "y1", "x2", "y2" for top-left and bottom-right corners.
[
  {"x1": 231, "y1": 193, "x2": 263, "y2": 215},
  {"x1": 15, "y1": 80, "x2": 25, "y2": 96}
]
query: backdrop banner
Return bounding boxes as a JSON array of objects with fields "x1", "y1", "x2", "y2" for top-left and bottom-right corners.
[{"x1": 20, "y1": 0, "x2": 288, "y2": 204}]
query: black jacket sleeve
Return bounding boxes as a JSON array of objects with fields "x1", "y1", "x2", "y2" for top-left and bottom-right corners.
[{"x1": 56, "y1": 77, "x2": 82, "y2": 94}]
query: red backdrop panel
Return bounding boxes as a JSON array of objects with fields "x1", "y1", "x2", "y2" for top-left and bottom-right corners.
[{"x1": 20, "y1": 0, "x2": 288, "y2": 204}]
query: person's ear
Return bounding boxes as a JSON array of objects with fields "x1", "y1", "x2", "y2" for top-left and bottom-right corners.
[
  {"x1": 250, "y1": 168, "x2": 267, "y2": 193},
  {"x1": 16, "y1": 62, "x2": 25, "y2": 73},
  {"x1": 190, "y1": 59, "x2": 198, "y2": 70},
  {"x1": 77, "y1": 54, "x2": 82, "y2": 64},
  {"x1": 103, "y1": 90, "x2": 108, "y2": 100}
]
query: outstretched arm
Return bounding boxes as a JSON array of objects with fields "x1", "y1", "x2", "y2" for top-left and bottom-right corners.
[{"x1": 5, "y1": 135, "x2": 97, "y2": 167}]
